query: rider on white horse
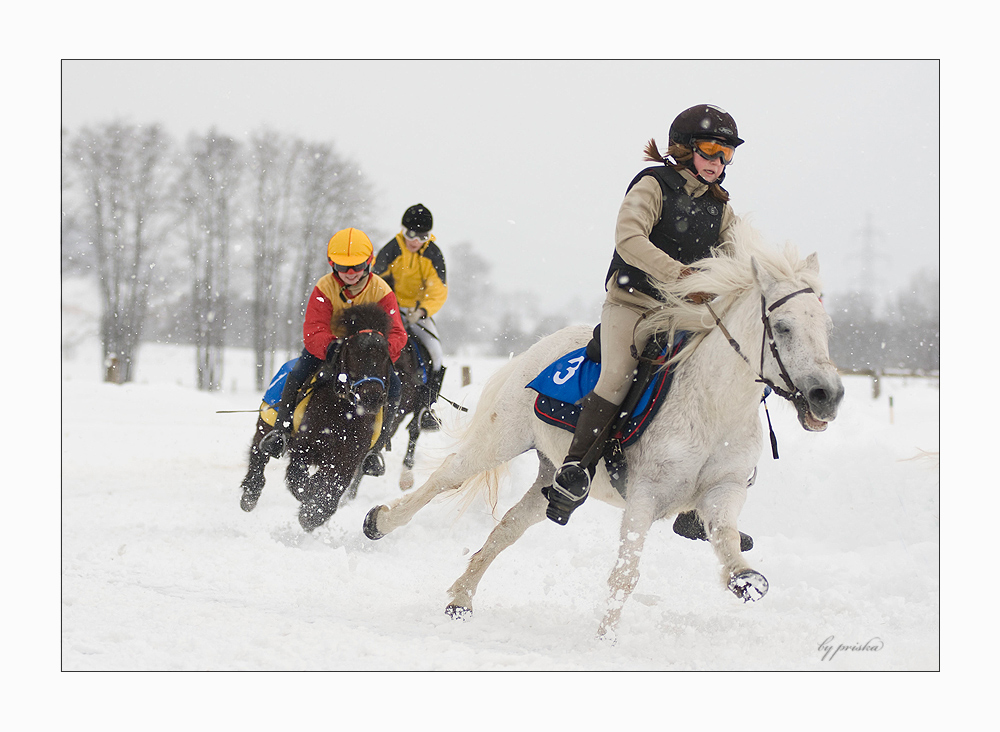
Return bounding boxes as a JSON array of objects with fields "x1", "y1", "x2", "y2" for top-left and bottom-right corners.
[{"x1": 548, "y1": 105, "x2": 748, "y2": 534}]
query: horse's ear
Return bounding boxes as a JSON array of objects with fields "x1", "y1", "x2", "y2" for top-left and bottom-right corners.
[
  {"x1": 751, "y1": 256, "x2": 777, "y2": 292},
  {"x1": 803, "y1": 252, "x2": 820, "y2": 274}
]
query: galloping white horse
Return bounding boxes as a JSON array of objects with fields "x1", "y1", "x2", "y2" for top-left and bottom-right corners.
[{"x1": 363, "y1": 222, "x2": 844, "y2": 640}]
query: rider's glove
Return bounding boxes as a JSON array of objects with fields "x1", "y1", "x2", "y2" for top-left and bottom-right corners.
[{"x1": 325, "y1": 338, "x2": 343, "y2": 361}]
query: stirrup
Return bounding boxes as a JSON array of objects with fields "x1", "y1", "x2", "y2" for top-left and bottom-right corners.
[
  {"x1": 545, "y1": 461, "x2": 591, "y2": 526},
  {"x1": 553, "y1": 460, "x2": 590, "y2": 499},
  {"x1": 259, "y1": 428, "x2": 288, "y2": 458},
  {"x1": 363, "y1": 451, "x2": 385, "y2": 477},
  {"x1": 418, "y1": 407, "x2": 440, "y2": 431}
]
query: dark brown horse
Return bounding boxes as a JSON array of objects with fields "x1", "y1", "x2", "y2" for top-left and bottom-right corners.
[
  {"x1": 240, "y1": 303, "x2": 394, "y2": 531},
  {"x1": 375, "y1": 324, "x2": 437, "y2": 491}
]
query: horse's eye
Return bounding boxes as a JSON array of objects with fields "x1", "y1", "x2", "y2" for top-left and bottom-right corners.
[{"x1": 773, "y1": 321, "x2": 791, "y2": 337}]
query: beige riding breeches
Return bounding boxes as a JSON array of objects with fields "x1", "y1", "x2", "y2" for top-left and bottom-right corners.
[{"x1": 592, "y1": 280, "x2": 662, "y2": 405}]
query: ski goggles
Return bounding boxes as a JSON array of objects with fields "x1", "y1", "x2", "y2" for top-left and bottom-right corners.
[
  {"x1": 403, "y1": 229, "x2": 431, "y2": 242},
  {"x1": 692, "y1": 138, "x2": 736, "y2": 165},
  {"x1": 332, "y1": 260, "x2": 370, "y2": 274}
]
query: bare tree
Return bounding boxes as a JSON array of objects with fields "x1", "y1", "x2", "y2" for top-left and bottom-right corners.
[
  {"x1": 278, "y1": 143, "x2": 375, "y2": 355},
  {"x1": 64, "y1": 121, "x2": 174, "y2": 382},
  {"x1": 179, "y1": 128, "x2": 244, "y2": 391},
  {"x1": 246, "y1": 129, "x2": 305, "y2": 388}
]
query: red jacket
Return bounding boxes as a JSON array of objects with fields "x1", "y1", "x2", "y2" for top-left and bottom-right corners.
[{"x1": 302, "y1": 272, "x2": 407, "y2": 362}]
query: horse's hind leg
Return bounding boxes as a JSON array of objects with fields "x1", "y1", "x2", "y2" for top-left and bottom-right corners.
[
  {"x1": 698, "y1": 481, "x2": 768, "y2": 602},
  {"x1": 445, "y1": 456, "x2": 554, "y2": 619},
  {"x1": 597, "y1": 492, "x2": 658, "y2": 642},
  {"x1": 399, "y1": 417, "x2": 420, "y2": 491}
]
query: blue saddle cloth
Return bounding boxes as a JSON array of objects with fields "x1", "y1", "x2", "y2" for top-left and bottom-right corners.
[
  {"x1": 263, "y1": 358, "x2": 299, "y2": 406},
  {"x1": 526, "y1": 333, "x2": 687, "y2": 447}
]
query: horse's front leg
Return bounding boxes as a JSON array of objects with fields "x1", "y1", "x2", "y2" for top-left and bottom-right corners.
[
  {"x1": 240, "y1": 444, "x2": 269, "y2": 512},
  {"x1": 598, "y1": 492, "x2": 657, "y2": 642},
  {"x1": 445, "y1": 456, "x2": 553, "y2": 619},
  {"x1": 298, "y1": 465, "x2": 348, "y2": 532},
  {"x1": 364, "y1": 452, "x2": 462, "y2": 538},
  {"x1": 698, "y1": 481, "x2": 768, "y2": 602},
  {"x1": 240, "y1": 421, "x2": 272, "y2": 512}
]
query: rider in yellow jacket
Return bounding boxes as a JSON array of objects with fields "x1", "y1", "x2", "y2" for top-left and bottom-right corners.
[{"x1": 374, "y1": 203, "x2": 448, "y2": 430}]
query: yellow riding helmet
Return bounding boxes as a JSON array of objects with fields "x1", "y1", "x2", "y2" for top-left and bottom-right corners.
[{"x1": 327, "y1": 227, "x2": 374, "y2": 268}]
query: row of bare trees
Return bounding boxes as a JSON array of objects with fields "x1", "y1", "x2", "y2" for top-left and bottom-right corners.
[
  {"x1": 826, "y1": 268, "x2": 940, "y2": 374},
  {"x1": 63, "y1": 121, "x2": 374, "y2": 389}
]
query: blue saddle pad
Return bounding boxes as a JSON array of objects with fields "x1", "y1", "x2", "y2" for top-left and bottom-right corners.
[
  {"x1": 263, "y1": 358, "x2": 299, "y2": 406},
  {"x1": 526, "y1": 334, "x2": 686, "y2": 447}
]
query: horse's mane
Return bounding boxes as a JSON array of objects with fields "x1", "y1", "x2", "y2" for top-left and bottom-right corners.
[
  {"x1": 637, "y1": 219, "x2": 825, "y2": 367},
  {"x1": 338, "y1": 303, "x2": 392, "y2": 337}
]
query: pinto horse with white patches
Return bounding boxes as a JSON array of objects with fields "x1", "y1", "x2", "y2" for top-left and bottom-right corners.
[{"x1": 363, "y1": 222, "x2": 844, "y2": 640}]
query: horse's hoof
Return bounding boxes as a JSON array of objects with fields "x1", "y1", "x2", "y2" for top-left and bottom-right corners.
[
  {"x1": 399, "y1": 470, "x2": 414, "y2": 491},
  {"x1": 596, "y1": 628, "x2": 618, "y2": 646},
  {"x1": 445, "y1": 604, "x2": 472, "y2": 621},
  {"x1": 363, "y1": 506, "x2": 385, "y2": 540},
  {"x1": 240, "y1": 486, "x2": 262, "y2": 512},
  {"x1": 728, "y1": 568, "x2": 768, "y2": 602},
  {"x1": 362, "y1": 451, "x2": 385, "y2": 477},
  {"x1": 298, "y1": 502, "x2": 328, "y2": 532}
]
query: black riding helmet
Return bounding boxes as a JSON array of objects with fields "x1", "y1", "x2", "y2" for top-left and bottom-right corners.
[
  {"x1": 668, "y1": 104, "x2": 744, "y2": 148},
  {"x1": 401, "y1": 204, "x2": 433, "y2": 233}
]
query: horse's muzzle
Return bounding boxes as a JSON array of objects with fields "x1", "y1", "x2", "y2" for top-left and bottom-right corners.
[
  {"x1": 797, "y1": 373, "x2": 845, "y2": 431},
  {"x1": 352, "y1": 376, "x2": 387, "y2": 415}
]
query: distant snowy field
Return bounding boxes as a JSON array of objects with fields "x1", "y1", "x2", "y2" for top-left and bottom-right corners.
[{"x1": 62, "y1": 313, "x2": 939, "y2": 672}]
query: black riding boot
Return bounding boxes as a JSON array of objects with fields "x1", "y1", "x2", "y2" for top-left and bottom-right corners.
[
  {"x1": 362, "y1": 414, "x2": 392, "y2": 476},
  {"x1": 673, "y1": 510, "x2": 754, "y2": 552},
  {"x1": 545, "y1": 392, "x2": 620, "y2": 525},
  {"x1": 363, "y1": 404, "x2": 399, "y2": 477},
  {"x1": 259, "y1": 370, "x2": 306, "y2": 459},
  {"x1": 419, "y1": 366, "x2": 445, "y2": 431},
  {"x1": 363, "y1": 368, "x2": 402, "y2": 477}
]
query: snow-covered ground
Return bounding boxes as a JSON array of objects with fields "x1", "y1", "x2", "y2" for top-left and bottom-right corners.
[{"x1": 62, "y1": 324, "x2": 939, "y2": 675}]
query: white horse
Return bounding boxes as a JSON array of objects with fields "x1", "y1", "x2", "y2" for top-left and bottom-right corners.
[{"x1": 363, "y1": 222, "x2": 844, "y2": 640}]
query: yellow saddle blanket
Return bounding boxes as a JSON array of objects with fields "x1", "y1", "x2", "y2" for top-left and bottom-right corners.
[{"x1": 259, "y1": 383, "x2": 383, "y2": 450}]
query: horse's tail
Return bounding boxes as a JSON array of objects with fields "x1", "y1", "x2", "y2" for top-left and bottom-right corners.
[{"x1": 440, "y1": 354, "x2": 526, "y2": 516}]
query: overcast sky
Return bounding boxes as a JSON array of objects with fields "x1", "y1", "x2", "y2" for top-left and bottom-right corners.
[{"x1": 62, "y1": 60, "x2": 938, "y2": 317}]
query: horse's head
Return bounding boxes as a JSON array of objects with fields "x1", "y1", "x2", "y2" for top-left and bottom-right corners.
[
  {"x1": 331, "y1": 304, "x2": 393, "y2": 415},
  {"x1": 751, "y1": 254, "x2": 844, "y2": 431}
]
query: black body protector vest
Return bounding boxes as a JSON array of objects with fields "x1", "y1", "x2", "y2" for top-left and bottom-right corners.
[{"x1": 606, "y1": 166, "x2": 724, "y2": 301}]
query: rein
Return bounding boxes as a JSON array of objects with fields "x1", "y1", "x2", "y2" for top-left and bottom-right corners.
[
  {"x1": 305, "y1": 329, "x2": 389, "y2": 403},
  {"x1": 705, "y1": 286, "x2": 815, "y2": 458}
]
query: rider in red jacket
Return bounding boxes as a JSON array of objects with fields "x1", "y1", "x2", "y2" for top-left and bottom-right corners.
[{"x1": 259, "y1": 228, "x2": 407, "y2": 460}]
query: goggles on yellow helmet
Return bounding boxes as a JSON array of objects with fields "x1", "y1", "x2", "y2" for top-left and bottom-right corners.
[
  {"x1": 691, "y1": 137, "x2": 736, "y2": 165},
  {"x1": 332, "y1": 258, "x2": 371, "y2": 275}
]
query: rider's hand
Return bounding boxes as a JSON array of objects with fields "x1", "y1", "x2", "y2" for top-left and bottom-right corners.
[
  {"x1": 687, "y1": 292, "x2": 715, "y2": 305},
  {"x1": 405, "y1": 308, "x2": 426, "y2": 325},
  {"x1": 325, "y1": 338, "x2": 343, "y2": 361}
]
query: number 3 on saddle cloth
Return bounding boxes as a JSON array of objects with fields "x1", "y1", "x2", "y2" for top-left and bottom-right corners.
[
  {"x1": 526, "y1": 332, "x2": 689, "y2": 498},
  {"x1": 259, "y1": 358, "x2": 383, "y2": 450}
]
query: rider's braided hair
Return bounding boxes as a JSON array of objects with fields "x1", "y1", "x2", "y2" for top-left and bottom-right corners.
[{"x1": 643, "y1": 138, "x2": 730, "y2": 204}]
